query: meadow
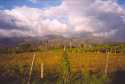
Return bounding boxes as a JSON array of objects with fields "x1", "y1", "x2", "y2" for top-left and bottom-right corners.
[{"x1": 0, "y1": 47, "x2": 125, "y2": 84}]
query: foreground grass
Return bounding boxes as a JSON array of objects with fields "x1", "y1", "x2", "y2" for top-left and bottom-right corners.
[{"x1": 0, "y1": 48, "x2": 125, "y2": 84}]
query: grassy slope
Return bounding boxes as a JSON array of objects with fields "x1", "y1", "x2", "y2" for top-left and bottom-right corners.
[
  {"x1": 0, "y1": 48, "x2": 125, "y2": 73},
  {"x1": 0, "y1": 48, "x2": 125, "y2": 84}
]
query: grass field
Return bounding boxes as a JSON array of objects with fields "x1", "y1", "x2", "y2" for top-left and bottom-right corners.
[{"x1": 0, "y1": 48, "x2": 125, "y2": 84}]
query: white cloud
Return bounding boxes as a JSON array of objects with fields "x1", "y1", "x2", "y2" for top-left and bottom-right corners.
[
  {"x1": 30, "y1": 0, "x2": 44, "y2": 3},
  {"x1": 2, "y1": 6, "x2": 69, "y2": 37},
  {"x1": 0, "y1": 0, "x2": 125, "y2": 41},
  {"x1": 68, "y1": 16, "x2": 97, "y2": 32}
]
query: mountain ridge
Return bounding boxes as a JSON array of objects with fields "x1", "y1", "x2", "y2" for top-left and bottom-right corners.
[{"x1": 0, "y1": 34, "x2": 122, "y2": 48}]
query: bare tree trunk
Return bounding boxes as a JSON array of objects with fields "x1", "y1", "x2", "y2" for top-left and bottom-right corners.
[
  {"x1": 105, "y1": 51, "x2": 109, "y2": 75},
  {"x1": 27, "y1": 53, "x2": 36, "y2": 84},
  {"x1": 64, "y1": 46, "x2": 66, "y2": 51},
  {"x1": 41, "y1": 62, "x2": 44, "y2": 79},
  {"x1": 70, "y1": 40, "x2": 72, "y2": 49},
  {"x1": 115, "y1": 49, "x2": 117, "y2": 55}
]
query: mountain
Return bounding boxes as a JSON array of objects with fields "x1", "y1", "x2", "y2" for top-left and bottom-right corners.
[{"x1": 0, "y1": 34, "x2": 121, "y2": 48}]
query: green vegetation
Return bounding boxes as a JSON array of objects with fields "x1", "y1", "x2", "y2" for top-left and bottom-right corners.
[
  {"x1": 60, "y1": 48, "x2": 71, "y2": 84},
  {"x1": 1, "y1": 42, "x2": 125, "y2": 53},
  {"x1": 0, "y1": 43, "x2": 125, "y2": 84}
]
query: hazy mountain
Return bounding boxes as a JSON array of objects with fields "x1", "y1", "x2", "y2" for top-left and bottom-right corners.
[{"x1": 0, "y1": 34, "x2": 121, "y2": 48}]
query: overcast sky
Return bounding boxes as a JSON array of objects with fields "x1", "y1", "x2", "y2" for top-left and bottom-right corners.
[{"x1": 0, "y1": 0, "x2": 125, "y2": 41}]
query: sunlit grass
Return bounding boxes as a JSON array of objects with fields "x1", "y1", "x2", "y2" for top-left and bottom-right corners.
[
  {"x1": 1, "y1": 48, "x2": 125, "y2": 73},
  {"x1": 0, "y1": 48, "x2": 125, "y2": 84}
]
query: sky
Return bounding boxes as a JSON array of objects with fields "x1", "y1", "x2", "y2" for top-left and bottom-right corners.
[{"x1": 0, "y1": 0, "x2": 125, "y2": 41}]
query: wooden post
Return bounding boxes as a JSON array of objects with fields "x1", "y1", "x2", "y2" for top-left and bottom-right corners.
[
  {"x1": 41, "y1": 62, "x2": 44, "y2": 79},
  {"x1": 105, "y1": 50, "x2": 109, "y2": 75},
  {"x1": 69, "y1": 40, "x2": 72, "y2": 49},
  {"x1": 64, "y1": 46, "x2": 66, "y2": 52},
  {"x1": 115, "y1": 49, "x2": 116, "y2": 55},
  {"x1": 27, "y1": 53, "x2": 36, "y2": 84}
]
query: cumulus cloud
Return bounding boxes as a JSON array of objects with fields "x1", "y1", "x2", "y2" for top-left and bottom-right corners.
[
  {"x1": 0, "y1": 6, "x2": 69, "y2": 37},
  {"x1": 64, "y1": 0, "x2": 125, "y2": 41},
  {"x1": 0, "y1": 0, "x2": 125, "y2": 41}
]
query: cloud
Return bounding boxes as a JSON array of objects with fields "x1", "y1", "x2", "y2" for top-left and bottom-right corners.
[
  {"x1": 85, "y1": 0, "x2": 125, "y2": 40},
  {"x1": 64, "y1": 0, "x2": 125, "y2": 41},
  {"x1": 0, "y1": 6, "x2": 69, "y2": 37},
  {"x1": 31, "y1": 0, "x2": 46, "y2": 3},
  {"x1": 0, "y1": 0, "x2": 125, "y2": 41}
]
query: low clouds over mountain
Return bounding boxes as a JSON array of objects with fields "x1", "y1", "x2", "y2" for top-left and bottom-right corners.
[{"x1": 0, "y1": 0, "x2": 125, "y2": 41}]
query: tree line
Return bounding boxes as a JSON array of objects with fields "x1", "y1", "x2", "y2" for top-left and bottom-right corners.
[{"x1": 0, "y1": 41, "x2": 125, "y2": 54}]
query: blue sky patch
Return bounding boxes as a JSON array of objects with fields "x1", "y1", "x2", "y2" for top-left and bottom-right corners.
[
  {"x1": 117, "y1": 0, "x2": 125, "y2": 4},
  {"x1": 0, "y1": 0, "x2": 62, "y2": 10}
]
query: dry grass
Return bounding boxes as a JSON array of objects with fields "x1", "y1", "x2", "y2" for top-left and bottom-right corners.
[{"x1": 0, "y1": 49, "x2": 125, "y2": 74}]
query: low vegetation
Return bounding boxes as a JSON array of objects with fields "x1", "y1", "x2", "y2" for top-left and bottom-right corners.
[{"x1": 0, "y1": 43, "x2": 125, "y2": 84}]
